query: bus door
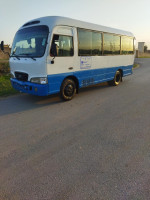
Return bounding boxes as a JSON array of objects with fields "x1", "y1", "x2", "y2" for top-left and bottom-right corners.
[{"x1": 47, "y1": 26, "x2": 76, "y2": 76}]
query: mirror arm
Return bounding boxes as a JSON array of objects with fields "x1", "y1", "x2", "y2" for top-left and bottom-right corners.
[{"x1": 51, "y1": 56, "x2": 55, "y2": 64}]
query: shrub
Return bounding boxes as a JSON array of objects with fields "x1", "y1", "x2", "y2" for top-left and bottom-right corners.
[
  {"x1": 0, "y1": 62, "x2": 10, "y2": 75},
  {"x1": 0, "y1": 74, "x2": 18, "y2": 96}
]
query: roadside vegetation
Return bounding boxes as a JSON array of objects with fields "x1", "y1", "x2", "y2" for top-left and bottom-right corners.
[
  {"x1": 0, "y1": 60, "x2": 18, "y2": 97},
  {"x1": 133, "y1": 63, "x2": 139, "y2": 69}
]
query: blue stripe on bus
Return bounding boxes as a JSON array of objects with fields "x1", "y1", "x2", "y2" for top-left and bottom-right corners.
[{"x1": 47, "y1": 65, "x2": 133, "y2": 95}]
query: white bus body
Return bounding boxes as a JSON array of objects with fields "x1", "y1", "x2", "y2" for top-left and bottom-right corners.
[{"x1": 10, "y1": 16, "x2": 135, "y2": 100}]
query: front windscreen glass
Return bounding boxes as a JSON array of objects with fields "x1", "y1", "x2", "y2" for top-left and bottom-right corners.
[{"x1": 11, "y1": 25, "x2": 49, "y2": 58}]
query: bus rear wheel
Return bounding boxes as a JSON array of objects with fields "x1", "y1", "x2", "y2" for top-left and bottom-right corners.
[
  {"x1": 108, "y1": 70, "x2": 122, "y2": 86},
  {"x1": 60, "y1": 79, "x2": 76, "y2": 101}
]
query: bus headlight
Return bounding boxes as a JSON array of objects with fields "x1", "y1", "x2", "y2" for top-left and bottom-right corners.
[
  {"x1": 30, "y1": 77, "x2": 48, "y2": 84},
  {"x1": 10, "y1": 73, "x2": 15, "y2": 78}
]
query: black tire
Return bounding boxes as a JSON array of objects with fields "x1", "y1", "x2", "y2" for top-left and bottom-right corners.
[
  {"x1": 60, "y1": 79, "x2": 76, "y2": 101},
  {"x1": 108, "y1": 70, "x2": 122, "y2": 86}
]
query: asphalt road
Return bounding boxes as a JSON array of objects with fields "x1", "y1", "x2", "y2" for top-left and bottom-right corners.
[{"x1": 0, "y1": 58, "x2": 150, "y2": 200}]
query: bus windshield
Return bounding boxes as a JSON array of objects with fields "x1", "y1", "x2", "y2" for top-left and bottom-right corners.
[{"x1": 11, "y1": 25, "x2": 49, "y2": 58}]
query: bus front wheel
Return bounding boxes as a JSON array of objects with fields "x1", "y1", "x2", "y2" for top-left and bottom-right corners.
[
  {"x1": 60, "y1": 79, "x2": 76, "y2": 101},
  {"x1": 108, "y1": 70, "x2": 122, "y2": 86}
]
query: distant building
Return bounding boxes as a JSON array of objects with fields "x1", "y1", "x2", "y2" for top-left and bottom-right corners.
[{"x1": 138, "y1": 42, "x2": 145, "y2": 53}]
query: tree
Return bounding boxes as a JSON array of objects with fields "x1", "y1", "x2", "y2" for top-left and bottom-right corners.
[{"x1": 144, "y1": 45, "x2": 148, "y2": 52}]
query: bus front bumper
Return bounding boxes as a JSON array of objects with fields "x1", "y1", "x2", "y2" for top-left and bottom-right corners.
[{"x1": 11, "y1": 78, "x2": 49, "y2": 96}]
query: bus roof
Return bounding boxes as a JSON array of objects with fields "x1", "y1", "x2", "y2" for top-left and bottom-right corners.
[{"x1": 21, "y1": 16, "x2": 134, "y2": 37}]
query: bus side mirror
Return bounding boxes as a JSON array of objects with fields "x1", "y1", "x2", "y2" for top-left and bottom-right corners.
[
  {"x1": 0, "y1": 41, "x2": 10, "y2": 57},
  {"x1": 1, "y1": 41, "x2": 4, "y2": 51},
  {"x1": 50, "y1": 44, "x2": 58, "y2": 64}
]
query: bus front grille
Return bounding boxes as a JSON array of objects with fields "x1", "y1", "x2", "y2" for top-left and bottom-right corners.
[{"x1": 15, "y1": 72, "x2": 28, "y2": 81}]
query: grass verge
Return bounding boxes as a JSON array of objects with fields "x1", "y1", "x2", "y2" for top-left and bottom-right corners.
[
  {"x1": 138, "y1": 56, "x2": 150, "y2": 58},
  {"x1": 0, "y1": 74, "x2": 19, "y2": 97},
  {"x1": 138, "y1": 53, "x2": 150, "y2": 58},
  {"x1": 133, "y1": 64, "x2": 139, "y2": 69},
  {"x1": 0, "y1": 60, "x2": 18, "y2": 97},
  {"x1": 0, "y1": 61, "x2": 10, "y2": 74},
  {"x1": 0, "y1": 59, "x2": 9, "y2": 62}
]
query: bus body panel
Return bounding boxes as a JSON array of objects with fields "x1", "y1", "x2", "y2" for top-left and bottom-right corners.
[
  {"x1": 46, "y1": 26, "x2": 76, "y2": 75},
  {"x1": 10, "y1": 78, "x2": 49, "y2": 96},
  {"x1": 10, "y1": 64, "x2": 132, "y2": 97},
  {"x1": 10, "y1": 57, "x2": 47, "y2": 81},
  {"x1": 47, "y1": 65, "x2": 133, "y2": 95}
]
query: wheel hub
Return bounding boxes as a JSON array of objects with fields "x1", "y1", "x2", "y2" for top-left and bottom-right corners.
[{"x1": 64, "y1": 84, "x2": 74, "y2": 97}]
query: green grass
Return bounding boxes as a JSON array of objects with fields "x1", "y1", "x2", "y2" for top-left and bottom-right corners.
[
  {"x1": 138, "y1": 56, "x2": 150, "y2": 58},
  {"x1": 0, "y1": 62, "x2": 10, "y2": 75},
  {"x1": 0, "y1": 61, "x2": 18, "y2": 97},
  {"x1": 0, "y1": 74, "x2": 19, "y2": 97},
  {"x1": 0, "y1": 59, "x2": 9, "y2": 62},
  {"x1": 133, "y1": 64, "x2": 139, "y2": 69}
]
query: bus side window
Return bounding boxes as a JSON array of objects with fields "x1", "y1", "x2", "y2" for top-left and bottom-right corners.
[
  {"x1": 121, "y1": 36, "x2": 134, "y2": 54},
  {"x1": 50, "y1": 34, "x2": 73, "y2": 57}
]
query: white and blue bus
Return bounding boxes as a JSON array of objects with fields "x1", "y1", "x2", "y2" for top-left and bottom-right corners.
[{"x1": 2, "y1": 16, "x2": 135, "y2": 100}]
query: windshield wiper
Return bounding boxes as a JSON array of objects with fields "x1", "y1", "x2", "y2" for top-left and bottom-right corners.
[
  {"x1": 10, "y1": 53, "x2": 20, "y2": 60},
  {"x1": 18, "y1": 54, "x2": 36, "y2": 61},
  {"x1": 29, "y1": 56, "x2": 36, "y2": 61},
  {"x1": 10, "y1": 47, "x2": 20, "y2": 60}
]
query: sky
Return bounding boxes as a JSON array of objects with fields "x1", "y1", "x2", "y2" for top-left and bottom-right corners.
[{"x1": 0, "y1": 0, "x2": 150, "y2": 48}]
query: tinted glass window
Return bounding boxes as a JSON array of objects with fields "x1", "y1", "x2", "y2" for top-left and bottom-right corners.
[
  {"x1": 50, "y1": 35, "x2": 73, "y2": 57},
  {"x1": 121, "y1": 36, "x2": 134, "y2": 54},
  {"x1": 92, "y1": 32, "x2": 102, "y2": 55},
  {"x1": 78, "y1": 29, "x2": 92, "y2": 56},
  {"x1": 78, "y1": 29, "x2": 102, "y2": 56},
  {"x1": 103, "y1": 34, "x2": 120, "y2": 54}
]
